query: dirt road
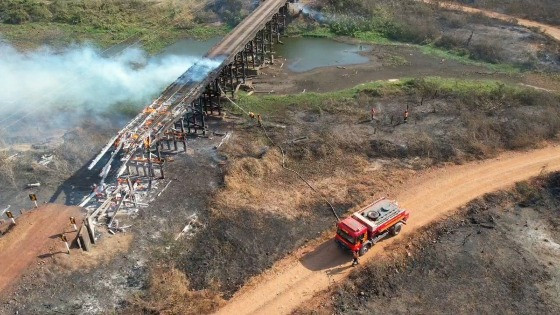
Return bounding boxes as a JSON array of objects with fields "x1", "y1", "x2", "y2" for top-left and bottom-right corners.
[
  {"x1": 215, "y1": 145, "x2": 560, "y2": 314},
  {"x1": 0, "y1": 204, "x2": 82, "y2": 294},
  {"x1": 424, "y1": 0, "x2": 560, "y2": 42}
]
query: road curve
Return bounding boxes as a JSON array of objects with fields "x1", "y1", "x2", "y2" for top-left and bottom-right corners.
[
  {"x1": 215, "y1": 145, "x2": 560, "y2": 314},
  {"x1": 423, "y1": 0, "x2": 560, "y2": 42},
  {"x1": 0, "y1": 205, "x2": 82, "y2": 294}
]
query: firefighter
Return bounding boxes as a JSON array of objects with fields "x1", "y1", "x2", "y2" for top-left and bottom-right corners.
[
  {"x1": 352, "y1": 250, "x2": 360, "y2": 266},
  {"x1": 114, "y1": 137, "x2": 121, "y2": 149}
]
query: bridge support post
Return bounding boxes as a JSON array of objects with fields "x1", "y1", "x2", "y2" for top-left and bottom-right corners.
[
  {"x1": 242, "y1": 51, "x2": 247, "y2": 82},
  {"x1": 260, "y1": 30, "x2": 266, "y2": 65},
  {"x1": 250, "y1": 40, "x2": 256, "y2": 68},
  {"x1": 229, "y1": 64, "x2": 235, "y2": 97}
]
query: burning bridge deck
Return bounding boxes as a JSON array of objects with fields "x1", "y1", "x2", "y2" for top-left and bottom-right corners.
[
  {"x1": 89, "y1": 0, "x2": 291, "y2": 174},
  {"x1": 82, "y1": 0, "x2": 294, "y2": 228}
]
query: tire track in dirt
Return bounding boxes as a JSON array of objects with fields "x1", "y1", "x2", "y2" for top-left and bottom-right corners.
[
  {"x1": 423, "y1": 0, "x2": 560, "y2": 42},
  {"x1": 215, "y1": 145, "x2": 560, "y2": 314},
  {"x1": 0, "y1": 204, "x2": 82, "y2": 294}
]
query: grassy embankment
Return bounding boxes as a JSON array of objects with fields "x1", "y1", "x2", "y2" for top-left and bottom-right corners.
[
  {"x1": 0, "y1": 0, "x2": 231, "y2": 53},
  {"x1": 233, "y1": 77, "x2": 560, "y2": 161},
  {"x1": 236, "y1": 77, "x2": 557, "y2": 115}
]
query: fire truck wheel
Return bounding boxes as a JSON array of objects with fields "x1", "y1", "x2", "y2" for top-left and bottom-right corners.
[
  {"x1": 390, "y1": 222, "x2": 403, "y2": 236},
  {"x1": 359, "y1": 244, "x2": 371, "y2": 256}
]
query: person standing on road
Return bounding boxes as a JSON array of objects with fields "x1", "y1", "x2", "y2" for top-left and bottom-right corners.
[
  {"x1": 352, "y1": 250, "x2": 360, "y2": 266},
  {"x1": 404, "y1": 109, "x2": 409, "y2": 123}
]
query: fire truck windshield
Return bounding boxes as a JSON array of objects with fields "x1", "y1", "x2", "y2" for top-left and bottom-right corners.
[{"x1": 337, "y1": 228, "x2": 356, "y2": 244}]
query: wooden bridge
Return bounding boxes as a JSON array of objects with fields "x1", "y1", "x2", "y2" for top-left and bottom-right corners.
[{"x1": 88, "y1": 0, "x2": 295, "y2": 184}]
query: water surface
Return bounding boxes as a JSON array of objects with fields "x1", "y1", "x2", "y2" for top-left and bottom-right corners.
[{"x1": 276, "y1": 37, "x2": 371, "y2": 72}]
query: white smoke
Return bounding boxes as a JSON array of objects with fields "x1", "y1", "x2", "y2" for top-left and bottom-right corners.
[
  {"x1": 0, "y1": 42, "x2": 219, "y2": 128},
  {"x1": 293, "y1": 3, "x2": 331, "y2": 24}
]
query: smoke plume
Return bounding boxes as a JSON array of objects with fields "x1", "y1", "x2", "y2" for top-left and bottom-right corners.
[
  {"x1": 293, "y1": 3, "x2": 332, "y2": 24},
  {"x1": 0, "y1": 42, "x2": 220, "y2": 134}
]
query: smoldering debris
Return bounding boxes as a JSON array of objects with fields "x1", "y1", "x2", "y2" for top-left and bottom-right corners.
[{"x1": 38, "y1": 154, "x2": 53, "y2": 166}]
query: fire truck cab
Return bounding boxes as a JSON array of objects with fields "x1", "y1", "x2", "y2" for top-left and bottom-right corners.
[{"x1": 335, "y1": 198, "x2": 409, "y2": 256}]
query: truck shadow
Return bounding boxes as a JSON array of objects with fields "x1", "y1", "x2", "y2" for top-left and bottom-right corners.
[{"x1": 299, "y1": 240, "x2": 352, "y2": 271}]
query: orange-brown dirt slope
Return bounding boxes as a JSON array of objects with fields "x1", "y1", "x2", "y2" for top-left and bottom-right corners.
[{"x1": 0, "y1": 204, "x2": 82, "y2": 294}]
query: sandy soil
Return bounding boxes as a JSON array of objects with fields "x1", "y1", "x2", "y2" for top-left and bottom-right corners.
[
  {"x1": 215, "y1": 145, "x2": 560, "y2": 314},
  {"x1": 0, "y1": 204, "x2": 82, "y2": 294},
  {"x1": 426, "y1": 0, "x2": 560, "y2": 42}
]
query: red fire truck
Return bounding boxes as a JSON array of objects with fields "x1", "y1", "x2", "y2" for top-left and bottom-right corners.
[{"x1": 335, "y1": 198, "x2": 410, "y2": 255}]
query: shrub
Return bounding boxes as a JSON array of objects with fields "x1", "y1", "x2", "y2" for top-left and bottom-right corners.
[
  {"x1": 469, "y1": 39, "x2": 504, "y2": 63},
  {"x1": 435, "y1": 34, "x2": 467, "y2": 50},
  {"x1": 5, "y1": 8, "x2": 31, "y2": 24}
]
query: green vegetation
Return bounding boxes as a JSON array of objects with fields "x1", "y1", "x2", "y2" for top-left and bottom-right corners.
[
  {"x1": 419, "y1": 45, "x2": 519, "y2": 73},
  {"x1": 385, "y1": 55, "x2": 410, "y2": 67},
  {"x1": 353, "y1": 31, "x2": 392, "y2": 44},
  {"x1": 286, "y1": 25, "x2": 335, "y2": 39},
  {"x1": 234, "y1": 77, "x2": 558, "y2": 116},
  {"x1": 0, "y1": 0, "x2": 232, "y2": 53}
]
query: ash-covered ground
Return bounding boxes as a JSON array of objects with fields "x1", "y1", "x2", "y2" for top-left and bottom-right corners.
[
  {"x1": 0, "y1": 118, "x2": 227, "y2": 313},
  {"x1": 1, "y1": 6, "x2": 559, "y2": 311},
  {"x1": 2, "y1": 70, "x2": 560, "y2": 314}
]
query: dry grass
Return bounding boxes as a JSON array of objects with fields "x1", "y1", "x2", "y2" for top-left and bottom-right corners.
[
  {"x1": 0, "y1": 152, "x2": 18, "y2": 188},
  {"x1": 214, "y1": 126, "x2": 417, "y2": 221},
  {"x1": 53, "y1": 232, "x2": 133, "y2": 271},
  {"x1": 215, "y1": 141, "x2": 308, "y2": 219},
  {"x1": 316, "y1": 0, "x2": 559, "y2": 69},
  {"x1": 222, "y1": 78, "x2": 560, "y2": 223},
  {"x1": 126, "y1": 266, "x2": 224, "y2": 315}
]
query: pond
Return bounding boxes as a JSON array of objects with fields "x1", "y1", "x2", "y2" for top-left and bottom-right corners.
[
  {"x1": 276, "y1": 37, "x2": 371, "y2": 72},
  {"x1": 156, "y1": 36, "x2": 371, "y2": 72}
]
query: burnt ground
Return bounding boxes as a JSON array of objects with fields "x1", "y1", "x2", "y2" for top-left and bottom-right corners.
[
  {"x1": 0, "y1": 114, "x2": 344, "y2": 313},
  {"x1": 296, "y1": 173, "x2": 560, "y2": 314},
  {"x1": 1, "y1": 12, "x2": 559, "y2": 313},
  {"x1": 432, "y1": 10, "x2": 560, "y2": 71},
  {"x1": 301, "y1": 0, "x2": 560, "y2": 72},
  {"x1": 447, "y1": 0, "x2": 560, "y2": 27},
  {"x1": 0, "y1": 115, "x2": 121, "y2": 215},
  {"x1": 0, "y1": 121, "x2": 224, "y2": 314},
  {"x1": 143, "y1": 72, "x2": 560, "y2": 302},
  {"x1": 2, "y1": 74, "x2": 560, "y2": 314}
]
